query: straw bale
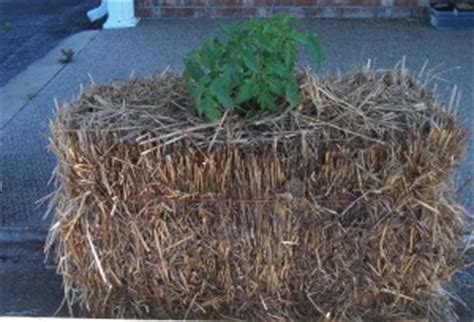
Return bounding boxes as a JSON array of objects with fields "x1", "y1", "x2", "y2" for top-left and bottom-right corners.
[{"x1": 46, "y1": 65, "x2": 469, "y2": 321}]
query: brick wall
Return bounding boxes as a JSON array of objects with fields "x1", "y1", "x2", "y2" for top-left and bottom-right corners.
[{"x1": 135, "y1": 0, "x2": 429, "y2": 18}]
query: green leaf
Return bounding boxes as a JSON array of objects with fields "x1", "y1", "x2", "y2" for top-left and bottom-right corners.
[
  {"x1": 201, "y1": 94, "x2": 221, "y2": 120},
  {"x1": 276, "y1": 13, "x2": 293, "y2": 26},
  {"x1": 260, "y1": 38, "x2": 276, "y2": 52},
  {"x1": 293, "y1": 32, "x2": 310, "y2": 45},
  {"x1": 184, "y1": 58, "x2": 205, "y2": 81},
  {"x1": 266, "y1": 59, "x2": 289, "y2": 77},
  {"x1": 283, "y1": 45, "x2": 296, "y2": 68},
  {"x1": 257, "y1": 92, "x2": 280, "y2": 112},
  {"x1": 305, "y1": 35, "x2": 325, "y2": 67},
  {"x1": 271, "y1": 38, "x2": 283, "y2": 51},
  {"x1": 197, "y1": 74, "x2": 211, "y2": 87},
  {"x1": 267, "y1": 79, "x2": 283, "y2": 94},
  {"x1": 243, "y1": 51, "x2": 259, "y2": 72},
  {"x1": 235, "y1": 82, "x2": 255, "y2": 104},
  {"x1": 222, "y1": 64, "x2": 234, "y2": 87},
  {"x1": 210, "y1": 79, "x2": 234, "y2": 109},
  {"x1": 199, "y1": 38, "x2": 222, "y2": 68},
  {"x1": 244, "y1": 108, "x2": 258, "y2": 119},
  {"x1": 190, "y1": 84, "x2": 205, "y2": 101},
  {"x1": 285, "y1": 81, "x2": 299, "y2": 106},
  {"x1": 221, "y1": 23, "x2": 238, "y2": 35}
]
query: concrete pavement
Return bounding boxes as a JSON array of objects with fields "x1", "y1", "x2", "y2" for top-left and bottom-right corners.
[{"x1": 0, "y1": 18, "x2": 473, "y2": 318}]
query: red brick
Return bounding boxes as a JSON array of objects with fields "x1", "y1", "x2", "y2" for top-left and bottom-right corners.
[
  {"x1": 134, "y1": 0, "x2": 429, "y2": 18},
  {"x1": 411, "y1": 6, "x2": 429, "y2": 17},
  {"x1": 310, "y1": 0, "x2": 351, "y2": 5},
  {"x1": 161, "y1": 7, "x2": 196, "y2": 16},
  {"x1": 338, "y1": 6, "x2": 376, "y2": 17},
  {"x1": 222, "y1": 0, "x2": 246, "y2": 5},
  {"x1": 213, "y1": 7, "x2": 258, "y2": 16},
  {"x1": 253, "y1": 0, "x2": 276, "y2": 5},
  {"x1": 394, "y1": 0, "x2": 418, "y2": 6},
  {"x1": 136, "y1": 7, "x2": 154, "y2": 17},
  {"x1": 181, "y1": 0, "x2": 208, "y2": 5},
  {"x1": 302, "y1": 7, "x2": 324, "y2": 15},
  {"x1": 152, "y1": 0, "x2": 179, "y2": 5},
  {"x1": 295, "y1": 0, "x2": 319, "y2": 5},
  {"x1": 273, "y1": 0, "x2": 295, "y2": 5},
  {"x1": 349, "y1": 0, "x2": 380, "y2": 5}
]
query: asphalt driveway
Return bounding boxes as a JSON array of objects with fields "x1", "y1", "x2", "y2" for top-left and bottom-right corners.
[{"x1": 0, "y1": 0, "x2": 101, "y2": 86}]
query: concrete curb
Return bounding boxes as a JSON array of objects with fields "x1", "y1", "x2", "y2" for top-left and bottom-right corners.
[{"x1": 0, "y1": 30, "x2": 99, "y2": 129}]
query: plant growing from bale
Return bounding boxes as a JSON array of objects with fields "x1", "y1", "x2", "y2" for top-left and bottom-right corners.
[{"x1": 183, "y1": 14, "x2": 325, "y2": 120}]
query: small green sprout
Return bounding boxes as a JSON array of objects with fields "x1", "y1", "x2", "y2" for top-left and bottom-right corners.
[
  {"x1": 58, "y1": 48, "x2": 74, "y2": 64},
  {"x1": 26, "y1": 91, "x2": 37, "y2": 100},
  {"x1": 0, "y1": 22, "x2": 13, "y2": 32}
]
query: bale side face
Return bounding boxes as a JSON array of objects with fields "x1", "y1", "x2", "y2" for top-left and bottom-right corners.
[{"x1": 46, "y1": 68, "x2": 468, "y2": 320}]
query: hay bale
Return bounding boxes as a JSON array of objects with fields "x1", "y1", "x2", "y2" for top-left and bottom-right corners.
[{"x1": 46, "y1": 66, "x2": 469, "y2": 320}]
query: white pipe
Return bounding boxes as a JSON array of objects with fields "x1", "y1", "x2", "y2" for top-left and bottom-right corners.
[
  {"x1": 87, "y1": 0, "x2": 108, "y2": 22},
  {"x1": 87, "y1": 0, "x2": 140, "y2": 29}
]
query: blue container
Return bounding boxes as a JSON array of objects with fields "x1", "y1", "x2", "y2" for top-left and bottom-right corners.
[{"x1": 430, "y1": 5, "x2": 474, "y2": 29}]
